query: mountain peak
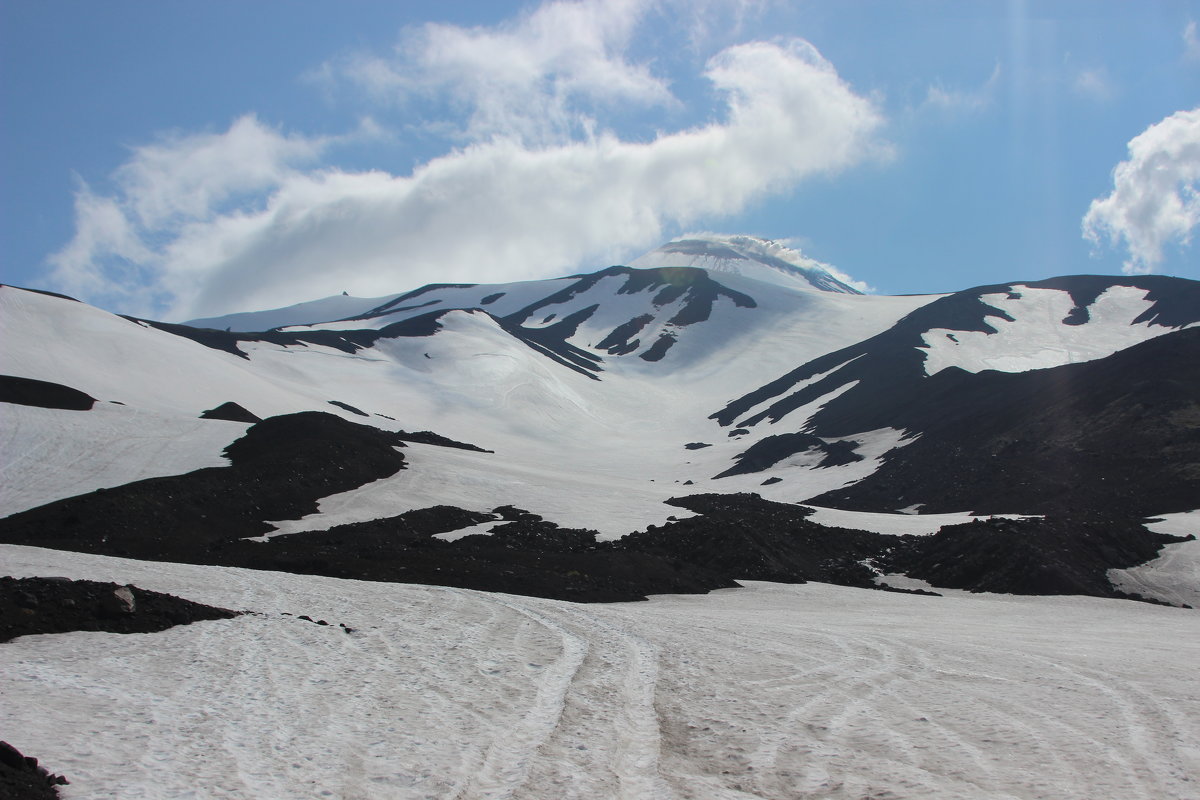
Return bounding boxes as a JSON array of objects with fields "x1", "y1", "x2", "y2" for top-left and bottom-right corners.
[{"x1": 629, "y1": 234, "x2": 867, "y2": 294}]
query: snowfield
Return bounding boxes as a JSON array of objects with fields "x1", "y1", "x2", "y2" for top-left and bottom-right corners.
[
  {"x1": 0, "y1": 404, "x2": 244, "y2": 516},
  {"x1": 919, "y1": 285, "x2": 1191, "y2": 376},
  {"x1": 3, "y1": 545, "x2": 1198, "y2": 800}
]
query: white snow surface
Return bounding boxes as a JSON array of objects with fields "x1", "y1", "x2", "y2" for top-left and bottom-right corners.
[
  {"x1": 0, "y1": 280, "x2": 936, "y2": 534},
  {"x1": 184, "y1": 292, "x2": 403, "y2": 331},
  {"x1": 920, "y1": 285, "x2": 1190, "y2": 375},
  {"x1": 291, "y1": 279, "x2": 570, "y2": 332},
  {"x1": 801, "y1": 505, "x2": 1031, "y2": 536},
  {"x1": 0, "y1": 404, "x2": 243, "y2": 516},
  {"x1": 1109, "y1": 511, "x2": 1200, "y2": 608},
  {"x1": 3, "y1": 544, "x2": 1199, "y2": 800}
]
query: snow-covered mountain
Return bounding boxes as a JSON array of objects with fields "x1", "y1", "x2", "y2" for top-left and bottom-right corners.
[
  {"x1": 184, "y1": 290, "x2": 404, "y2": 333},
  {"x1": 4, "y1": 249, "x2": 1200, "y2": 799},
  {"x1": 3, "y1": 255, "x2": 1198, "y2": 590},
  {"x1": 184, "y1": 233, "x2": 859, "y2": 333}
]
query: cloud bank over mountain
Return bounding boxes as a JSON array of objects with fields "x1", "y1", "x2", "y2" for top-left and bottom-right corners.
[{"x1": 46, "y1": 1, "x2": 885, "y2": 321}]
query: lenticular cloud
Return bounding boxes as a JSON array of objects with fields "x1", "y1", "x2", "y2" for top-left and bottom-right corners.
[{"x1": 1083, "y1": 107, "x2": 1200, "y2": 274}]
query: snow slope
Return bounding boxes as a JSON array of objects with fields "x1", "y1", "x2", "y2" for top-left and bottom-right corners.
[
  {"x1": 184, "y1": 292, "x2": 404, "y2": 332},
  {"x1": 0, "y1": 277, "x2": 934, "y2": 534},
  {"x1": 0, "y1": 404, "x2": 244, "y2": 516},
  {"x1": 4, "y1": 269, "x2": 1198, "y2": 534},
  {"x1": 3, "y1": 544, "x2": 1198, "y2": 800}
]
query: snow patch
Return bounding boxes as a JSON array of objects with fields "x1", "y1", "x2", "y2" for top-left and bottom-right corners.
[
  {"x1": 804, "y1": 506, "x2": 1031, "y2": 536},
  {"x1": 920, "y1": 286, "x2": 1189, "y2": 375},
  {"x1": 1108, "y1": 510, "x2": 1200, "y2": 607}
]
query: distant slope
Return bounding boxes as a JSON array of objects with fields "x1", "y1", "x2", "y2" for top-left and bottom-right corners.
[
  {"x1": 3, "y1": 268, "x2": 1197, "y2": 545},
  {"x1": 184, "y1": 291, "x2": 405, "y2": 332},
  {"x1": 702, "y1": 274, "x2": 1200, "y2": 516},
  {"x1": 806, "y1": 326, "x2": 1200, "y2": 516}
]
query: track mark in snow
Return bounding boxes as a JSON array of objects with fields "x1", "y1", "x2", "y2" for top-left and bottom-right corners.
[
  {"x1": 742, "y1": 631, "x2": 1002, "y2": 799},
  {"x1": 448, "y1": 591, "x2": 589, "y2": 800},
  {"x1": 554, "y1": 605, "x2": 676, "y2": 800},
  {"x1": 3, "y1": 550, "x2": 1198, "y2": 800}
]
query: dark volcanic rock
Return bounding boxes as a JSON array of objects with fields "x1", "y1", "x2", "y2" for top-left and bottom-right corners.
[
  {"x1": 464, "y1": 520, "x2": 599, "y2": 552},
  {"x1": 396, "y1": 430, "x2": 492, "y2": 453},
  {"x1": 712, "y1": 276, "x2": 1200, "y2": 517},
  {"x1": 504, "y1": 266, "x2": 755, "y2": 330},
  {"x1": 0, "y1": 577, "x2": 239, "y2": 642},
  {"x1": 328, "y1": 400, "x2": 369, "y2": 416},
  {"x1": 882, "y1": 516, "x2": 1192, "y2": 597},
  {"x1": 226, "y1": 508, "x2": 732, "y2": 602},
  {"x1": 714, "y1": 432, "x2": 863, "y2": 478},
  {"x1": 614, "y1": 493, "x2": 890, "y2": 588},
  {"x1": 0, "y1": 412, "x2": 409, "y2": 561},
  {"x1": 199, "y1": 401, "x2": 260, "y2": 423},
  {"x1": 806, "y1": 327, "x2": 1200, "y2": 516},
  {"x1": 0, "y1": 375, "x2": 95, "y2": 411},
  {"x1": 597, "y1": 314, "x2": 654, "y2": 354},
  {"x1": 137, "y1": 309, "x2": 451, "y2": 360},
  {"x1": 713, "y1": 275, "x2": 1200, "y2": 430},
  {"x1": 1, "y1": 284, "x2": 80, "y2": 303},
  {"x1": 492, "y1": 505, "x2": 543, "y2": 522},
  {"x1": 0, "y1": 740, "x2": 67, "y2": 799},
  {"x1": 639, "y1": 333, "x2": 677, "y2": 362},
  {"x1": 1, "y1": 412, "x2": 1184, "y2": 604}
]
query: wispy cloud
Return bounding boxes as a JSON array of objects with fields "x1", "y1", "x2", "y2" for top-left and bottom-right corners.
[
  {"x1": 325, "y1": 0, "x2": 673, "y2": 147},
  {"x1": 48, "y1": 27, "x2": 886, "y2": 320},
  {"x1": 1072, "y1": 68, "x2": 1114, "y2": 102},
  {"x1": 1082, "y1": 107, "x2": 1200, "y2": 274},
  {"x1": 1185, "y1": 20, "x2": 1200, "y2": 61},
  {"x1": 919, "y1": 63, "x2": 1000, "y2": 116}
]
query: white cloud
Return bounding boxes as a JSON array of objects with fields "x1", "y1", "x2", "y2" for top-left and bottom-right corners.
[
  {"x1": 921, "y1": 63, "x2": 1001, "y2": 115},
  {"x1": 681, "y1": 231, "x2": 874, "y2": 293},
  {"x1": 52, "y1": 185, "x2": 154, "y2": 298},
  {"x1": 48, "y1": 15, "x2": 884, "y2": 321},
  {"x1": 47, "y1": 116, "x2": 333, "y2": 315},
  {"x1": 1072, "y1": 68, "x2": 1113, "y2": 102},
  {"x1": 333, "y1": 0, "x2": 672, "y2": 146},
  {"x1": 1082, "y1": 108, "x2": 1200, "y2": 274},
  {"x1": 115, "y1": 115, "x2": 327, "y2": 228}
]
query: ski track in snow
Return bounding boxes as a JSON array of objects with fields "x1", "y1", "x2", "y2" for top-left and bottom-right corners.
[{"x1": 2, "y1": 546, "x2": 1199, "y2": 800}]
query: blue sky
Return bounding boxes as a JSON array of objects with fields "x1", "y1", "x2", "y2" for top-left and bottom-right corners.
[{"x1": 1, "y1": 0, "x2": 1197, "y2": 320}]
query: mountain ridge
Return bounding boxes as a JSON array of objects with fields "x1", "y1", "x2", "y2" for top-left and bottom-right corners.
[{"x1": 2, "y1": 256, "x2": 1198, "y2": 605}]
